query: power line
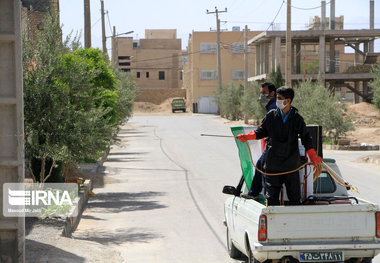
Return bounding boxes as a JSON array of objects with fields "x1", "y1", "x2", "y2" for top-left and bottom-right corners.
[
  {"x1": 291, "y1": 1, "x2": 331, "y2": 11},
  {"x1": 91, "y1": 17, "x2": 101, "y2": 29},
  {"x1": 106, "y1": 10, "x2": 113, "y2": 35},
  {"x1": 265, "y1": 0, "x2": 285, "y2": 32}
]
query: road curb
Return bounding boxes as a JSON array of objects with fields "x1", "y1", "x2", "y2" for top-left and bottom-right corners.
[
  {"x1": 323, "y1": 144, "x2": 380, "y2": 151},
  {"x1": 62, "y1": 179, "x2": 92, "y2": 237},
  {"x1": 78, "y1": 146, "x2": 110, "y2": 173}
]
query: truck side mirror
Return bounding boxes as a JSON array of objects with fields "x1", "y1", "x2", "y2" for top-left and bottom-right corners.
[
  {"x1": 345, "y1": 182, "x2": 351, "y2": 191},
  {"x1": 223, "y1": 185, "x2": 237, "y2": 195}
]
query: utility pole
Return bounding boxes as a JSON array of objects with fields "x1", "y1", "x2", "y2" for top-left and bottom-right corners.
[
  {"x1": 285, "y1": 0, "x2": 292, "y2": 86},
  {"x1": 244, "y1": 25, "x2": 249, "y2": 92},
  {"x1": 329, "y1": 0, "x2": 335, "y2": 73},
  {"x1": 112, "y1": 26, "x2": 118, "y2": 65},
  {"x1": 207, "y1": 7, "x2": 227, "y2": 91},
  {"x1": 84, "y1": 0, "x2": 91, "y2": 48},
  {"x1": 369, "y1": 0, "x2": 374, "y2": 52},
  {"x1": 101, "y1": 0, "x2": 107, "y2": 56},
  {"x1": 244, "y1": 25, "x2": 249, "y2": 124}
]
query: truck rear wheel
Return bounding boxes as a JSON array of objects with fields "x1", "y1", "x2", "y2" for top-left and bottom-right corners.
[{"x1": 227, "y1": 228, "x2": 242, "y2": 259}]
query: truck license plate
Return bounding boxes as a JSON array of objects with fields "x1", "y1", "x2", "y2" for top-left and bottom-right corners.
[{"x1": 300, "y1": 251, "x2": 344, "y2": 262}]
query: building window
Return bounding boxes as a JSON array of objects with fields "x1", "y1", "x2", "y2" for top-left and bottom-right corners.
[
  {"x1": 118, "y1": 56, "x2": 131, "y2": 60},
  {"x1": 232, "y1": 42, "x2": 250, "y2": 53},
  {"x1": 146, "y1": 72, "x2": 150, "y2": 78},
  {"x1": 121, "y1": 68, "x2": 130, "y2": 72},
  {"x1": 200, "y1": 70, "x2": 217, "y2": 80},
  {"x1": 232, "y1": 70, "x2": 244, "y2": 80},
  {"x1": 119, "y1": 62, "x2": 131, "y2": 66},
  {"x1": 180, "y1": 71, "x2": 183, "y2": 81},
  {"x1": 200, "y1": 43, "x2": 217, "y2": 53},
  {"x1": 137, "y1": 72, "x2": 140, "y2": 78},
  {"x1": 159, "y1": 71, "x2": 165, "y2": 80}
]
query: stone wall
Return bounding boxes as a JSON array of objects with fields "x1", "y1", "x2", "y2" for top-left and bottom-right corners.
[{"x1": 136, "y1": 88, "x2": 186, "y2": 105}]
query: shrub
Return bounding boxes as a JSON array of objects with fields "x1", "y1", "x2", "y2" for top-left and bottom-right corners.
[
  {"x1": 268, "y1": 65, "x2": 284, "y2": 89},
  {"x1": 215, "y1": 82, "x2": 244, "y2": 120},
  {"x1": 23, "y1": 13, "x2": 136, "y2": 182},
  {"x1": 369, "y1": 65, "x2": 380, "y2": 111},
  {"x1": 292, "y1": 80, "x2": 354, "y2": 144},
  {"x1": 240, "y1": 82, "x2": 266, "y2": 124}
]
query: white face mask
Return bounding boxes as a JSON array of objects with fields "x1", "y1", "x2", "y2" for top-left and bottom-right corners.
[
  {"x1": 259, "y1": 94, "x2": 270, "y2": 104},
  {"x1": 276, "y1": 99, "x2": 286, "y2": 110}
]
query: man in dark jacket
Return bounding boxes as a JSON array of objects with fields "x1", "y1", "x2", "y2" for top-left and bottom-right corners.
[
  {"x1": 237, "y1": 86, "x2": 322, "y2": 205},
  {"x1": 248, "y1": 82, "x2": 277, "y2": 199},
  {"x1": 259, "y1": 82, "x2": 277, "y2": 112}
]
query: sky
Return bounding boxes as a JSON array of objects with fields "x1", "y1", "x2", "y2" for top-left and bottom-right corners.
[{"x1": 60, "y1": 0, "x2": 380, "y2": 55}]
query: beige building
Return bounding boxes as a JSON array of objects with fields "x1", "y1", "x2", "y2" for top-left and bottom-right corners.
[
  {"x1": 114, "y1": 29, "x2": 184, "y2": 101},
  {"x1": 183, "y1": 29, "x2": 262, "y2": 113}
]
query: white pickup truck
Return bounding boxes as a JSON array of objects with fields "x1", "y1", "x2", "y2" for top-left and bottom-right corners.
[{"x1": 223, "y1": 159, "x2": 380, "y2": 263}]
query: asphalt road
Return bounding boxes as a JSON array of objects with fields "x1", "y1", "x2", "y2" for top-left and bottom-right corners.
[{"x1": 72, "y1": 114, "x2": 380, "y2": 263}]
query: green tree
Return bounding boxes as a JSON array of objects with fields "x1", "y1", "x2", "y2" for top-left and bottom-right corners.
[
  {"x1": 369, "y1": 65, "x2": 380, "y2": 110},
  {"x1": 241, "y1": 82, "x2": 266, "y2": 124},
  {"x1": 215, "y1": 82, "x2": 244, "y2": 120},
  {"x1": 292, "y1": 80, "x2": 354, "y2": 144},
  {"x1": 112, "y1": 67, "x2": 138, "y2": 123},
  {"x1": 301, "y1": 60, "x2": 319, "y2": 74},
  {"x1": 268, "y1": 65, "x2": 285, "y2": 89},
  {"x1": 23, "y1": 13, "x2": 136, "y2": 182}
]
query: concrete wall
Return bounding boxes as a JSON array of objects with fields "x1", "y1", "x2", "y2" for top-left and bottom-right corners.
[
  {"x1": 145, "y1": 29, "x2": 177, "y2": 39},
  {"x1": 0, "y1": 1, "x2": 25, "y2": 262},
  {"x1": 136, "y1": 88, "x2": 186, "y2": 105}
]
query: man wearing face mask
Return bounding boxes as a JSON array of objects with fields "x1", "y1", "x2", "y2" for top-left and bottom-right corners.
[
  {"x1": 237, "y1": 86, "x2": 322, "y2": 206},
  {"x1": 245, "y1": 82, "x2": 277, "y2": 200},
  {"x1": 259, "y1": 82, "x2": 277, "y2": 112}
]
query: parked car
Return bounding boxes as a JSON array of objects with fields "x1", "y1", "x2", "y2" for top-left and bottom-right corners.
[
  {"x1": 223, "y1": 159, "x2": 380, "y2": 263},
  {"x1": 171, "y1": 98, "x2": 186, "y2": 113}
]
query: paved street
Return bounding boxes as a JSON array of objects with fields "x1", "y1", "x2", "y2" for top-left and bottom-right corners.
[
  {"x1": 39, "y1": 114, "x2": 380, "y2": 262},
  {"x1": 73, "y1": 114, "x2": 243, "y2": 262}
]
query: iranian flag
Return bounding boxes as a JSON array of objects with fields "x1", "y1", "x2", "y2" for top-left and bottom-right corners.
[{"x1": 230, "y1": 126, "x2": 265, "y2": 189}]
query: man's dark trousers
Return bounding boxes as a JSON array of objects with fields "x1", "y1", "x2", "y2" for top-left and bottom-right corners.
[
  {"x1": 265, "y1": 171, "x2": 301, "y2": 206},
  {"x1": 249, "y1": 152, "x2": 265, "y2": 197}
]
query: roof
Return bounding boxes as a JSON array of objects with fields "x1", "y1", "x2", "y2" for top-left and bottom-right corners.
[{"x1": 248, "y1": 29, "x2": 380, "y2": 45}]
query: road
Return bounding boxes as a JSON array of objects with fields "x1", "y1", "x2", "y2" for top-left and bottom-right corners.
[{"x1": 71, "y1": 114, "x2": 380, "y2": 263}]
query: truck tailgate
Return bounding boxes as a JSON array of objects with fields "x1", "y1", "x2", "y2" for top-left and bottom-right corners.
[{"x1": 265, "y1": 203, "x2": 378, "y2": 241}]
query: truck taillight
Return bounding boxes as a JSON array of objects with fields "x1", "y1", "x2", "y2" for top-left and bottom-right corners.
[
  {"x1": 376, "y1": 212, "x2": 380, "y2": 238},
  {"x1": 258, "y1": 215, "x2": 267, "y2": 241}
]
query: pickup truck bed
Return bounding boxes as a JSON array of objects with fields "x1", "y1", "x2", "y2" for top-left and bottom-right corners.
[
  {"x1": 251, "y1": 200, "x2": 380, "y2": 262},
  {"x1": 223, "y1": 161, "x2": 380, "y2": 263}
]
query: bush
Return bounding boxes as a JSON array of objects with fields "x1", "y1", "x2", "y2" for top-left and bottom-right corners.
[
  {"x1": 241, "y1": 82, "x2": 266, "y2": 124},
  {"x1": 369, "y1": 65, "x2": 380, "y2": 111},
  {"x1": 215, "y1": 82, "x2": 244, "y2": 120},
  {"x1": 268, "y1": 65, "x2": 284, "y2": 89},
  {"x1": 112, "y1": 66, "x2": 138, "y2": 123},
  {"x1": 292, "y1": 80, "x2": 354, "y2": 144},
  {"x1": 23, "y1": 13, "x2": 136, "y2": 182}
]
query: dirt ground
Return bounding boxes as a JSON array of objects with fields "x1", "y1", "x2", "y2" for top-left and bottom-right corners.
[
  {"x1": 344, "y1": 102, "x2": 380, "y2": 146},
  {"x1": 133, "y1": 100, "x2": 380, "y2": 146},
  {"x1": 133, "y1": 98, "x2": 191, "y2": 116}
]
